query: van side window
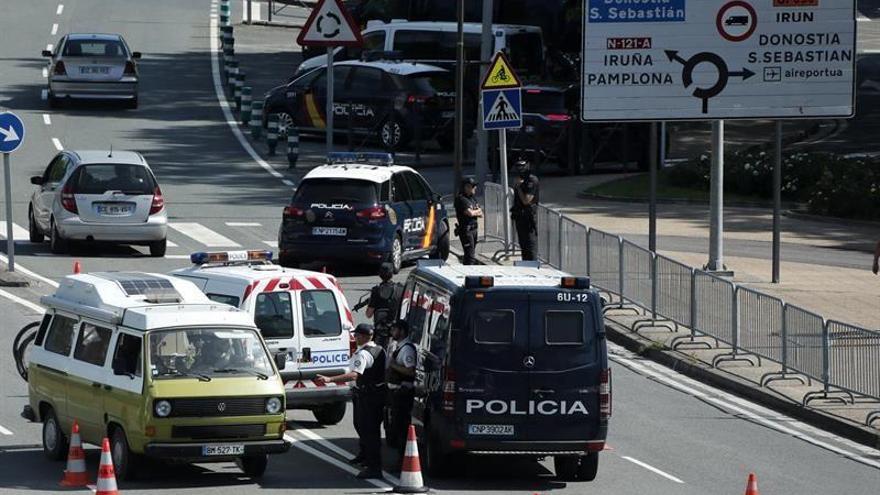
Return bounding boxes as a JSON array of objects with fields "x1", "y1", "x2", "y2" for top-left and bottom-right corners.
[
  {"x1": 302, "y1": 290, "x2": 342, "y2": 337},
  {"x1": 112, "y1": 333, "x2": 143, "y2": 377},
  {"x1": 207, "y1": 293, "x2": 240, "y2": 307},
  {"x1": 407, "y1": 286, "x2": 431, "y2": 344},
  {"x1": 44, "y1": 315, "x2": 77, "y2": 356},
  {"x1": 473, "y1": 310, "x2": 515, "y2": 344},
  {"x1": 399, "y1": 278, "x2": 416, "y2": 319},
  {"x1": 73, "y1": 323, "x2": 113, "y2": 366},
  {"x1": 255, "y1": 292, "x2": 295, "y2": 339},
  {"x1": 34, "y1": 313, "x2": 53, "y2": 346},
  {"x1": 545, "y1": 311, "x2": 585, "y2": 345}
]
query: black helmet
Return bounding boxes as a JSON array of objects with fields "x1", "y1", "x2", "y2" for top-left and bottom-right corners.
[
  {"x1": 461, "y1": 177, "x2": 477, "y2": 188},
  {"x1": 515, "y1": 157, "x2": 531, "y2": 171},
  {"x1": 353, "y1": 323, "x2": 375, "y2": 336},
  {"x1": 391, "y1": 319, "x2": 409, "y2": 335},
  {"x1": 379, "y1": 262, "x2": 394, "y2": 280}
]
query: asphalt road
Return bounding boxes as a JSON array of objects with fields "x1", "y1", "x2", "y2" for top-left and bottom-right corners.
[{"x1": 1, "y1": 1, "x2": 880, "y2": 494}]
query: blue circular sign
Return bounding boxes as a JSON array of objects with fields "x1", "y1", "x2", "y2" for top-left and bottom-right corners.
[{"x1": 0, "y1": 112, "x2": 26, "y2": 154}]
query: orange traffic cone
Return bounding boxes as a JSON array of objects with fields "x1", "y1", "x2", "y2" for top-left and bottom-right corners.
[
  {"x1": 60, "y1": 420, "x2": 89, "y2": 487},
  {"x1": 744, "y1": 472, "x2": 760, "y2": 495},
  {"x1": 73, "y1": 261, "x2": 81, "y2": 274},
  {"x1": 95, "y1": 438, "x2": 119, "y2": 495},
  {"x1": 393, "y1": 425, "x2": 429, "y2": 493}
]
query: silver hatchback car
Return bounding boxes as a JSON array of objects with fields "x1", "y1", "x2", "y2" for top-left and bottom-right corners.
[
  {"x1": 28, "y1": 150, "x2": 168, "y2": 257},
  {"x1": 43, "y1": 33, "x2": 140, "y2": 108}
]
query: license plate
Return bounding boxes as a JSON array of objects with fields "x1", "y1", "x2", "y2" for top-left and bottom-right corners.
[
  {"x1": 80, "y1": 66, "x2": 110, "y2": 74},
  {"x1": 312, "y1": 227, "x2": 347, "y2": 236},
  {"x1": 202, "y1": 444, "x2": 245, "y2": 456},
  {"x1": 468, "y1": 424, "x2": 514, "y2": 436},
  {"x1": 96, "y1": 204, "x2": 134, "y2": 215}
]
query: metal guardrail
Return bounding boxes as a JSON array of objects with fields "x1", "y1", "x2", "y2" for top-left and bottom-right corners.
[{"x1": 481, "y1": 181, "x2": 880, "y2": 426}]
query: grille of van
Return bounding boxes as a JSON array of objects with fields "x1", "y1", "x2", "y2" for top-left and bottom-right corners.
[
  {"x1": 168, "y1": 397, "x2": 267, "y2": 417},
  {"x1": 172, "y1": 424, "x2": 266, "y2": 439}
]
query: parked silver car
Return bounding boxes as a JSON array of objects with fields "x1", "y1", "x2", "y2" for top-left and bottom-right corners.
[
  {"x1": 43, "y1": 33, "x2": 140, "y2": 108},
  {"x1": 28, "y1": 150, "x2": 167, "y2": 256}
]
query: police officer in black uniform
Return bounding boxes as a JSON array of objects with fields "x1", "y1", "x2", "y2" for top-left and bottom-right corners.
[
  {"x1": 364, "y1": 262, "x2": 402, "y2": 348},
  {"x1": 454, "y1": 177, "x2": 482, "y2": 265},
  {"x1": 316, "y1": 324, "x2": 387, "y2": 479},
  {"x1": 386, "y1": 319, "x2": 417, "y2": 466},
  {"x1": 510, "y1": 158, "x2": 540, "y2": 261}
]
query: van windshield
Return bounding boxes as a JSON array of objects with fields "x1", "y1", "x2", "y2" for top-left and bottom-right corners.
[{"x1": 148, "y1": 328, "x2": 273, "y2": 379}]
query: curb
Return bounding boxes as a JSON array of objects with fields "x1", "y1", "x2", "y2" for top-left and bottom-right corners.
[
  {"x1": 603, "y1": 318, "x2": 880, "y2": 450},
  {"x1": 783, "y1": 209, "x2": 880, "y2": 229},
  {"x1": 0, "y1": 270, "x2": 31, "y2": 287}
]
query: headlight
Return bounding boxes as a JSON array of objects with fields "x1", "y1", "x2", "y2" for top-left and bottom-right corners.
[
  {"x1": 266, "y1": 397, "x2": 283, "y2": 414},
  {"x1": 154, "y1": 400, "x2": 172, "y2": 418}
]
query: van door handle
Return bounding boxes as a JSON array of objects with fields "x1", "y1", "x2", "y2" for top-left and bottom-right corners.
[{"x1": 92, "y1": 382, "x2": 102, "y2": 388}]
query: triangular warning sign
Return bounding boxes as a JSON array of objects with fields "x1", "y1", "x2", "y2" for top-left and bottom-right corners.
[
  {"x1": 297, "y1": 0, "x2": 363, "y2": 47},
  {"x1": 486, "y1": 91, "x2": 519, "y2": 122},
  {"x1": 481, "y1": 51, "x2": 522, "y2": 90}
]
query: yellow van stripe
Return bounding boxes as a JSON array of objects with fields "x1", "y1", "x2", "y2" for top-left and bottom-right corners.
[
  {"x1": 305, "y1": 94, "x2": 326, "y2": 129},
  {"x1": 422, "y1": 206, "x2": 436, "y2": 249}
]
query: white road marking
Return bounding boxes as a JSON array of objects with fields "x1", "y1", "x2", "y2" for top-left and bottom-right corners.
[
  {"x1": 51, "y1": 23, "x2": 58, "y2": 35},
  {"x1": 41, "y1": 89, "x2": 48, "y2": 100},
  {"x1": 858, "y1": 15, "x2": 871, "y2": 22},
  {"x1": 51, "y1": 138, "x2": 63, "y2": 150},
  {"x1": 284, "y1": 434, "x2": 392, "y2": 489},
  {"x1": 0, "y1": 222, "x2": 32, "y2": 241},
  {"x1": 42, "y1": 114, "x2": 51, "y2": 125},
  {"x1": 56, "y1": 4, "x2": 64, "y2": 15},
  {"x1": 0, "y1": 253, "x2": 59, "y2": 288},
  {"x1": 42, "y1": 67, "x2": 48, "y2": 78},
  {"x1": 0, "y1": 424, "x2": 13, "y2": 435},
  {"x1": 242, "y1": 0, "x2": 262, "y2": 22},
  {"x1": 0, "y1": 288, "x2": 45, "y2": 314},
  {"x1": 263, "y1": 240, "x2": 277, "y2": 248},
  {"x1": 621, "y1": 456, "x2": 684, "y2": 484},
  {"x1": 282, "y1": 179, "x2": 295, "y2": 187},
  {"x1": 168, "y1": 222, "x2": 241, "y2": 247},
  {"x1": 225, "y1": 221, "x2": 262, "y2": 227},
  {"x1": 208, "y1": 7, "x2": 286, "y2": 181},
  {"x1": 166, "y1": 239, "x2": 178, "y2": 247},
  {"x1": 46, "y1": 43, "x2": 53, "y2": 53},
  {"x1": 164, "y1": 254, "x2": 191, "y2": 259},
  {"x1": 295, "y1": 427, "x2": 401, "y2": 485}
]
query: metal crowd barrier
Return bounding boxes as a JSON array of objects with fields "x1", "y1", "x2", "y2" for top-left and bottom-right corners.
[{"x1": 479, "y1": 181, "x2": 880, "y2": 426}]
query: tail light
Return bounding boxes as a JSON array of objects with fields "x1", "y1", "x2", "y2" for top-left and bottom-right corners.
[
  {"x1": 284, "y1": 206, "x2": 305, "y2": 218},
  {"x1": 54, "y1": 61, "x2": 66, "y2": 76},
  {"x1": 544, "y1": 113, "x2": 572, "y2": 122},
  {"x1": 149, "y1": 187, "x2": 164, "y2": 215},
  {"x1": 60, "y1": 184, "x2": 77, "y2": 214},
  {"x1": 599, "y1": 368, "x2": 612, "y2": 420},
  {"x1": 124, "y1": 61, "x2": 137, "y2": 76},
  {"x1": 442, "y1": 368, "x2": 456, "y2": 415},
  {"x1": 349, "y1": 333, "x2": 356, "y2": 356},
  {"x1": 356, "y1": 206, "x2": 386, "y2": 220},
  {"x1": 406, "y1": 95, "x2": 428, "y2": 104}
]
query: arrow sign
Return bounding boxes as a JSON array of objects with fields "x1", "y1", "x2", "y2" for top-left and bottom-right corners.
[
  {"x1": 297, "y1": 0, "x2": 363, "y2": 47},
  {"x1": 730, "y1": 68, "x2": 755, "y2": 80},
  {"x1": 0, "y1": 112, "x2": 25, "y2": 154}
]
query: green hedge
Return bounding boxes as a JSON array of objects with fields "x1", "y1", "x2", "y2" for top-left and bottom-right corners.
[{"x1": 667, "y1": 147, "x2": 880, "y2": 220}]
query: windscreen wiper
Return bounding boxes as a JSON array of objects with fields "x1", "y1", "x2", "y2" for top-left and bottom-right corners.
[
  {"x1": 160, "y1": 370, "x2": 212, "y2": 382},
  {"x1": 212, "y1": 368, "x2": 269, "y2": 380}
]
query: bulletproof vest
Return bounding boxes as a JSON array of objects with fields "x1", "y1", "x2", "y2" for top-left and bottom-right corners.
[
  {"x1": 356, "y1": 345, "x2": 386, "y2": 389},
  {"x1": 374, "y1": 281, "x2": 398, "y2": 310},
  {"x1": 387, "y1": 342, "x2": 416, "y2": 385},
  {"x1": 456, "y1": 194, "x2": 479, "y2": 230}
]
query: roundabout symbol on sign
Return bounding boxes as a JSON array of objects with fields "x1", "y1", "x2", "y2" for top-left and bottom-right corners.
[
  {"x1": 666, "y1": 50, "x2": 755, "y2": 114},
  {"x1": 717, "y1": 0, "x2": 757, "y2": 42}
]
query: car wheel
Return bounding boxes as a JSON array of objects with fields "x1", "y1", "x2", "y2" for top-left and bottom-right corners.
[
  {"x1": 312, "y1": 402, "x2": 346, "y2": 426},
  {"x1": 236, "y1": 454, "x2": 268, "y2": 478},
  {"x1": 379, "y1": 117, "x2": 408, "y2": 151},
  {"x1": 111, "y1": 426, "x2": 140, "y2": 482},
  {"x1": 48, "y1": 91, "x2": 62, "y2": 109},
  {"x1": 275, "y1": 111, "x2": 294, "y2": 139},
  {"x1": 429, "y1": 222, "x2": 450, "y2": 261},
  {"x1": 389, "y1": 236, "x2": 402, "y2": 274},
  {"x1": 149, "y1": 239, "x2": 167, "y2": 258},
  {"x1": 576, "y1": 452, "x2": 599, "y2": 481},
  {"x1": 28, "y1": 208, "x2": 44, "y2": 243},
  {"x1": 127, "y1": 96, "x2": 138, "y2": 110},
  {"x1": 554, "y1": 455, "x2": 579, "y2": 481},
  {"x1": 42, "y1": 407, "x2": 68, "y2": 461},
  {"x1": 49, "y1": 220, "x2": 67, "y2": 254}
]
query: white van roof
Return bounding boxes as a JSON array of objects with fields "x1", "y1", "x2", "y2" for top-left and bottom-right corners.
[
  {"x1": 41, "y1": 272, "x2": 255, "y2": 330},
  {"x1": 172, "y1": 262, "x2": 339, "y2": 288},
  {"x1": 418, "y1": 263, "x2": 572, "y2": 288}
]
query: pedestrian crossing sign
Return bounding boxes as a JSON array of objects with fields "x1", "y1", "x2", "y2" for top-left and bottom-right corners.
[
  {"x1": 481, "y1": 51, "x2": 522, "y2": 90},
  {"x1": 481, "y1": 88, "x2": 522, "y2": 130}
]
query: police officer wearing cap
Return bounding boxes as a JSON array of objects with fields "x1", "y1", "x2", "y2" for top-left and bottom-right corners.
[
  {"x1": 454, "y1": 177, "x2": 482, "y2": 265},
  {"x1": 317, "y1": 324, "x2": 387, "y2": 479},
  {"x1": 510, "y1": 158, "x2": 540, "y2": 261},
  {"x1": 386, "y1": 320, "x2": 417, "y2": 465}
]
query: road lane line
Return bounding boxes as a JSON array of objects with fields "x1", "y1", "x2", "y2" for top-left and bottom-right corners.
[
  {"x1": 42, "y1": 67, "x2": 48, "y2": 78},
  {"x1": 164, "y1": 255, "x2": 191, "y2": 259},
  {"x1": 168, "y1": 222, "x2": 241, "y2": 247},
  {"x1": 46, "y1": 43, "x2": 53, "y2": 53},
  {"x1": 0, "y1": 222, "x2": 33, "y2": 241},
  {"x1": 282, "y1": 179, "x2": 295, "y2": 187},
  {"x1": 208, "y1": 8, "x2": 286, "y2": 181},
  {"x1": 51, "y1": 23, "x2": 58, "y2": 35},
  {"x1": 0, "y1": 425, "x2": 12, "y2": 435},
  {"x1": 0, "y1": 253, "x2": 59, "y2": 288},
  {"x1": 0, "y1": 289, "x2": 45, "y2": 314},
  {"x1": 166, "y1": 239, "x2": 178, "y2": 247},
  {"x1": 41, "y1": 89, "x2": 48, "y2": 100},
  {"x1": 225, "y1": 222, "x2": 262, "y2": 227},
  {"x1": 43, "y1": 114, "x2": 51, "y2": 125},
  {"x1": 56, "y1": 4, "x2": 63, "y2": 15},
  {"x1": 295, "y1": 427, "x2": 402, "y2": 485},
  {"x1": 284, "y1": 433, "x2": 393, "y2": 490},
  {"x1": 621, "y1": 456, "x2": 684, "y2": 483},
  {"x1": 52, "y1": 138, "x2": 63, "y2": 150}
]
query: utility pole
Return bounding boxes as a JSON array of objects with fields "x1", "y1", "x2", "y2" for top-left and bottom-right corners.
[
  {"x1": 453, "y1": 0, "x2": 465, "y2": 193},
  {"x1": 475, "y1": 0, "x2": 493, "y2": 185}
]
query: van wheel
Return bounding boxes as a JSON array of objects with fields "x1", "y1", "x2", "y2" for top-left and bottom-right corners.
[
  {"x1": 577, "y1": 452, "x2": 599, "y2": 481},
  {"x1": 237, "y1": 454, "x2": 268, "y2": 478},
  {"x1": 149, "y1": 239, "x2": 167, "y2": 257},
  {"x1": 389, "y1": 236, "x2": 402, "y2": 274},
  {"x1": 313, "y1": 402, "x2": 346, "y2": 425},
  {"x1": 29, "y1": 207, "x2": 44, "y2": 242},
  {"x1": 422, "y1": 431, "x2": 452, "y2": 478},
  {"x1": 42, "y1": 407, "x2": 68, "y2": 461},
  {"x1": 111, "y1": 427, "x2": 140, "y2": 481},
  {"x1": 49, "y1": 220, "x2": 67, "y2": 254}
]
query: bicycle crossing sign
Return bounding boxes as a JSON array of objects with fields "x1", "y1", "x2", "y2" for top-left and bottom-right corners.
[
  {"x1": 481, "y1": 51, "x2": 522, "y2": 90},
  {"x1": 481, "y1": 88, "x2": 522, "y2": 130}
]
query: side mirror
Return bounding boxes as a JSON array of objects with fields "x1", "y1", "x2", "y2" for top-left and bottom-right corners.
[
  {"x1": 131, "y1": 52, "x2": 142, "y2": 59},
  {"x1": 30, "y1": 176, "x2": 44, "y2": 185},
  {"x1": 274, "y1": 352, "x2": 287, "y2": 371},
  {"x1": 41, "y1": 50, "x2": 52, "y2": 57}
]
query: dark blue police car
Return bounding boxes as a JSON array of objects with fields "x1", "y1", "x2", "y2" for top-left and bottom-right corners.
[{"x1": 278, "y1": 153, "x2": 450, "y2": 272}]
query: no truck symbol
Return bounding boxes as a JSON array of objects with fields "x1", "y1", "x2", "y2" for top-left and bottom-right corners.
[{"x1": 666, "y1": 50, "x2": 755, "y2": 114}]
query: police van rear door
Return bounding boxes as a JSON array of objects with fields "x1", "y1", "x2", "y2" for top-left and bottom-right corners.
[
  {"x1": 458, "y1": 291, "x2": 531, "y2": 440},
  {"x1": 524, "y1": 291, "x2": 602, "y2": 441}
]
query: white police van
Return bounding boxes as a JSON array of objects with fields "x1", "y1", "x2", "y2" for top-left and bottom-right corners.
[
  {"x1": 401, "y1": 261, "x2": 610, "y2": 481},
  {"x1": 170, "y1": 250, "x2": 354, "y2": 425}
]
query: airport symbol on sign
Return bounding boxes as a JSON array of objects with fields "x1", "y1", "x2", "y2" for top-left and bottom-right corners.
[
  {"x1": 482, "y1": 89, "x2": 522, "y2": 130},
  {"x1": 0, "y1": 112, "x2": 25, "y2": 154},
  {"x1": 297, "y1": 0, "x2": 363, "y2": 47}
]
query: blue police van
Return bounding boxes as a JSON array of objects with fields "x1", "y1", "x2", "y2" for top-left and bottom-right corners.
[
  {"x1": 277, "y1": 153, "x2": 450, "y2": 272},
  {"x1": 400, "y1": 261, "x2": 610, "y2": 481}
]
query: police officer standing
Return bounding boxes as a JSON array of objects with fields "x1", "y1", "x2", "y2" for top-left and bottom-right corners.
[
  {"x1": 386, "y1": 320, "x2": 416, "y2": 467},
  {"x1": 510, "y1": 158, "x2": 540, "y2": 261},
  {"x1": 454, "y1": 177, "x2": 482, "y2": 265},
  {"x1": 316, "y1": 324, "x2": 387, "y2": 479}
]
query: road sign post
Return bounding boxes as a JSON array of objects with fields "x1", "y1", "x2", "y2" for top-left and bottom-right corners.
[
  {"x1": 0, "y1": 112, "x2": 26, "y2": 273},
  {"x1": 296, "y1": 0, "x2": 363, "y2": 157}
]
